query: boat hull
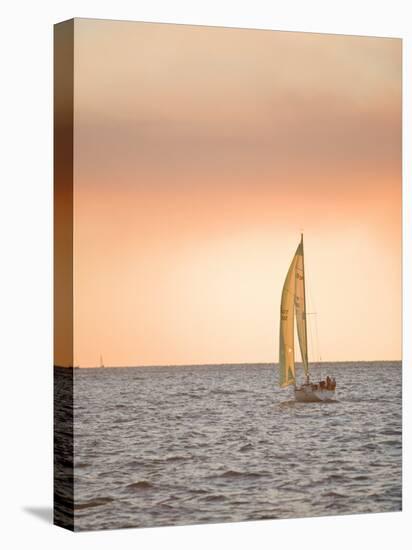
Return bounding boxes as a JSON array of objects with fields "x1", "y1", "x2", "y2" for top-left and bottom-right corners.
[{"x1": 294, "y1": 385, "x2": 335, "y2": 402}]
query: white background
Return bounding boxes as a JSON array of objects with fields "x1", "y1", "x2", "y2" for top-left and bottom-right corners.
[{"x1": 0, "y1": 1, "x2": 410, "y2": 548}]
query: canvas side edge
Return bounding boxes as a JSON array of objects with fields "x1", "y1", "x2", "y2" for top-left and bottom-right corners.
[{"x1": 53, "y1": 18, "x2": 75, "y2": 532}]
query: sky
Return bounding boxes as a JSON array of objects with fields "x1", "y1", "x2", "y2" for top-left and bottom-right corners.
[{"x1": 66, "y1": 19, "x2": 401, "y2": 367}]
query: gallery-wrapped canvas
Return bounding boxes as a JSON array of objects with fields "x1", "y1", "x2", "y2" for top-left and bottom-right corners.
[{"x1": 54, "y1": 18, "x2": 402, "y2": 531}]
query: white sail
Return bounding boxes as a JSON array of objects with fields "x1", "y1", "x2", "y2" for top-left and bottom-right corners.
[
  {"x1": 279, "y1": 249, "x2": 298, "y2": 387},
  {"x1": 294, "y1": 238, "x2": 309, "y2": 377}
]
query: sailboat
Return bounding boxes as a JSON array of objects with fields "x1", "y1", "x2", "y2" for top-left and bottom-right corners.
[
  {"x1": 279, "y1": 235, "x2": 336, "y2": 402},
  {"x1": 99, "y1": 354, "x2": 105, "y2": 368}
]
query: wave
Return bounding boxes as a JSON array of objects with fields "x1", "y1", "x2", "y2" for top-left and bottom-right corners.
[
  {"x1": 174, "y1": 392, "x2": 203, "y2": 399},
  {"x1": 239, "y1": 443, "x2": 253, "y2": 452},
  {"x1": 164, "y1": 454, "x2": 192, "y2": 462},
  {"x1": 188, "y1": 488, "x2": 209, "y2": 495},
  {"x1": 201, "y1": 494, "x2": 226, "y2": 502},
  {"x1": 75, "y1": 497, "x2": 113, "y2": 510},
  {"x1": 125, "y1": 460, "x2": 147, "y2": 468},
  {"x1": 126, "y1": 481, "x2": 154, "y2": 491},
  {"x1": 323, "y1": 491, "x2": 346, "y2": 498},
  {"x1": 74, "y1": 462, "x2": 91, "y2": 469},
  {"x1": 211, "y1": 469, "x2": 266, "y2": 480},
  {"x1": 256, "y1": 514, "x2": 279, "y2": 520},
  {"x1": 327, "y1": 474, "x2": 345, "y2": 481}
]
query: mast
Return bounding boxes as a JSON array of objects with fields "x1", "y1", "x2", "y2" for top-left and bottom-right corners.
[{"x1": 300, "y1": 233, "x2": 310, "y2": 383}]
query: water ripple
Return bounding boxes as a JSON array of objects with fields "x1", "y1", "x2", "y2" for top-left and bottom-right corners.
[{"x1": 72, "y1": 362, "x2": 402, "y2": 530}]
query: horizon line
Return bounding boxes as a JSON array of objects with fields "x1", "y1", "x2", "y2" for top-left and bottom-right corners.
[{"x1": 55, "y1": 359, "x2": 402, "y2": 369}]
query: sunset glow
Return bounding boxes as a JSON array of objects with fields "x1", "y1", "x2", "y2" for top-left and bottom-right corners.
[{"x1": 59, "y1": 19, "x2": 401, "y2": 366}]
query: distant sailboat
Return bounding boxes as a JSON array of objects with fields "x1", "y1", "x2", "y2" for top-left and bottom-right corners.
[
  {"x1": 99, "y1": 354, "x2": 105, "y2": 368},
  {"x1": 279, "y1": 235, "x2": 336, "y2": 402}
]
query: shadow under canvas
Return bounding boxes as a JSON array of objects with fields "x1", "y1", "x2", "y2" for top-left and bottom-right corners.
[{"x1": 23, "y1": 507, "x2": 53, "y2": 524}]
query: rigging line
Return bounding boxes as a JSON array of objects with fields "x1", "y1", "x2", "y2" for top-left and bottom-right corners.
[
  {"x1": 303, "y1": 256, "x2": 317, "y2": 364},
  {"x1": 307, "y1": 284, "x2": 315, "y2": 368},
  {"x1": 301, "y1": 251, "x2": 312, "y2": 362},
  {"x1": 305, "y1": 266, "x2": 322, "y2": 363},
  {"x1": 314, "y1": 314, "x2": 322, "y2": 363}
]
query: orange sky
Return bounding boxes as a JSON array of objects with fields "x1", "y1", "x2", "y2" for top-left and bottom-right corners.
[{"x1": 69, "y1": 19, "x2": 401, "y2": 367}]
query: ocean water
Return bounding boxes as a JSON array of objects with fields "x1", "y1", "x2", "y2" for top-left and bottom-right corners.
[{"x1": 73, "y1": 362, "x2": 401, "y2": 531}]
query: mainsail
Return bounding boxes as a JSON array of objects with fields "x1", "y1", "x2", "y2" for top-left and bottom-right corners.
[
  {"x1": 294, "y1": 239, "x2": 309, "y2": 378},
  {"x1": 279, "y1": 235, "x2": 309, "y2": 387}
]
